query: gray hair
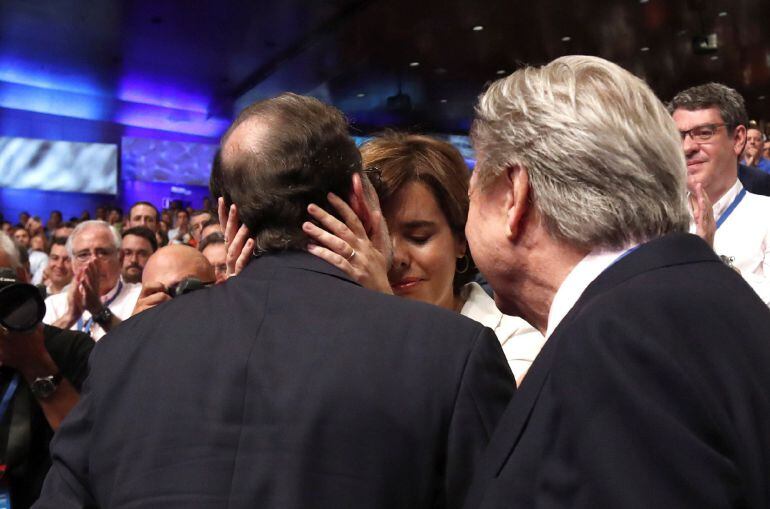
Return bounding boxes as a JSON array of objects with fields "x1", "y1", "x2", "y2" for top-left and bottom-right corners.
[
  {"x1": 0, "y1": 232, "x2": 21, "y2": 268},
  {"x1": 667, "y1": 82, "x2": 748, "y2": 133},
  {"x1": 66, "y1": 220, "x2": 121, "y2": 257},
  {"x1": 471, "y1": 55, "x2": 690, "y2": 251}
]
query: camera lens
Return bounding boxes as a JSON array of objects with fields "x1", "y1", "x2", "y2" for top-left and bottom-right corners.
[{"x1": 0, "y1": 283, "x2": 46, "y2": 331}]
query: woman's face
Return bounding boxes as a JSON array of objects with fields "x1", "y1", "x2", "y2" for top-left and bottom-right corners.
[{"x1": 384, "y1": 181, "x2": 465, "y2": 311}]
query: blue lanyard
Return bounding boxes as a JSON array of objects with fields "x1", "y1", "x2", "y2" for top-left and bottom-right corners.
[
  {"x1": 0, "y1": 375, "x2": 19, "y2": 423},
  {"x1": 715, "y1": 189, "x2": 746, "y2": 230},
  {"x1": 77, "y1": 280, "x2": 123, "y2": 333}
]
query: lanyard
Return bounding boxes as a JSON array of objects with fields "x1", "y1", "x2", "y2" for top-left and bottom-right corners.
[
  {"x1": 0, "y1": 375, "x2": 19, "y2": 424},
  {"x1": 715, "y1": 188, "x2": 746, "y2": 230},
  {"x1": 77, "y1": 280, "x2": 123, "y2": 333}
]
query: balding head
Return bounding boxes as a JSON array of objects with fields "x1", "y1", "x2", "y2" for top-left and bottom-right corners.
[
  {"x1": 142, "y1": 245, "x2": 215, "y2": 289},
  {"x1": 219, "y1": 93, "x2": 362, "y2": 254}
]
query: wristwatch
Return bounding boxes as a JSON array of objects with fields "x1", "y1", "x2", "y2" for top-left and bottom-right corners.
[
  {"x1": 92, "y1": 306, "x2": 113, "y2": 326},
  {"x1": 30, "y1": 373, "x2": 63, "y2": 399}
]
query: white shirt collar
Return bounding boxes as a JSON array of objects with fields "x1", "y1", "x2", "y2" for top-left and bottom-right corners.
[
  {"x1": 545, "y1": 245, "x2": 636, "y2": 338},
  {"x1": 100, "y1": 277, "x2": 125, "y2": 303},
  {"x1": 460, "y1": 282, "x2": 503, "y2": 330},
  {"x1": 710, "y1": 179, "x2": 743, "y2": 220}
]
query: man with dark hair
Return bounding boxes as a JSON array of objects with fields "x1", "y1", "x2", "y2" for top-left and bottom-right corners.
[
  {"x1": 44, "y1": 237, "x2": 73, "y2": 296},
  {"x1": 189, "y1": 209, "x2": 213, "y2": 246},
  {"x1": 36, "y1": 93, "x2": 513, "y2": 509},
  {"x1": 199, "y1": 218, "x2": 222, "y2": 241},
  {"x1": 120, "y1": 227, "x2": 157, "y2": 284},
  {"x1": 125, "y1": 201, "x2": 159, "y2": 232},
  {"x1": 167, "y1": 209, "x2": 191, "y2": 244},
  {"x1": 669, "y1": 82, "x2": 770, "y2": 304},
  {"x1": 199, "y1": 232, "x2": 226, "y2": 283}
]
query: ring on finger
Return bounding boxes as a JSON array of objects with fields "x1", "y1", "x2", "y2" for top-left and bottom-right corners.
[{"x1": 346, "y1": 249, "x2": 357, "y2": 261}]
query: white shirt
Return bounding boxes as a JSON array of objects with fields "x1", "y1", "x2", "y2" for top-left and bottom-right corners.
[
  {"x1": 461, "y1": 282, "x2": 545, "y2": 385},
  {"x1": 43, "y1": 279, "x2": 142, "y2": 341},
  {"x1": 546, "y1": 247, "x2": 634, "y2": 338},
  {"x1": 689, "y1": 180, "x2": 770, "y2": 305},
  {"x1": 29, "y1": 250, "x2": 48, "y2": 285}
]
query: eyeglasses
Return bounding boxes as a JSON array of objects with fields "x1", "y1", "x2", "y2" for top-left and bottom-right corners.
[
  {"x1": 73, "y1": 247, "x2": 117, "y2": 263},
  {"x1": 678, "y1": 123, "x2": 730, "y2": 143}
]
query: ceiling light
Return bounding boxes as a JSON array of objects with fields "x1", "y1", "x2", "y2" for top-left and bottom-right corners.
[
  {"x1": 496, "y1": 69, "x2": 506, "y2": 75},
  {"x1": 718, "y1": 11, "x2": 728, "y2": 17},
  {"x1": 639, "y1": 0, "x2": 649, "y2": 3},
  {"x1": 356, "y1": 93, "x2": 366, "y2": 98},
  {"x1": 759, "y1": 96, "x2": 766, "y2": 100},
  {"x1": 440, "y1": 99, "x2": 448, "y2": 103},
  {"x1": 710, "y1": 55, "x2": 719, "y2": 61},
  {"x1": 409, "y1": 61, "x2": 420, "y2": 68},
  {"x1": 561, "y1": 36, "x2": 571, "y2": 42},
  {"x1": 473, "y1": 25, "x2": 484, "y2": 31},
  {"x1": 640, "y1": 46, "x2": 650, "y2": 52}
]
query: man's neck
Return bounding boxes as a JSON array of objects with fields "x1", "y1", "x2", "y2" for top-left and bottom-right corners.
[
  {"x1": 706, "y1": 174, "x2": 738, "y2": 205},
  {"x1": 99, "y1": 278, "x2": 121, "y2": 297},
  {"x1": 498, "y1": 238, "x2": 588, "y2": 335}
]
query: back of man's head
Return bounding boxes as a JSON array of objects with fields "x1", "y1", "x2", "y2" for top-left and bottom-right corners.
[
  {"x1": 667, "y1": 82, "x2": 748, "y2": 131},
  {"x1": 472, "y1": 55, "x2": 690, "y2": 251},
  {"x1": 220, "y1": 93, "x2": 362, "y2": 254}
]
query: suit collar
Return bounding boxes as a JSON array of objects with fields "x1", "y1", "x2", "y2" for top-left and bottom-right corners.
[
  {"x1": 240, "y1": 250, "x2": 361, "y2": 286},
  {"x1": 478, "y1": 233, "x2": 718, "y2": 478}
]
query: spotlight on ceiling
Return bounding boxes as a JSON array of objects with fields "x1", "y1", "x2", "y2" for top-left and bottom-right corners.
[
  {"x1": 561, "y1": 36, "x2": 571, "y2": 42},
  {"x1": 473, "y1": 25, "x2": 484, "y2": 31},
  {"x1": 641, "y1": 46, "x2": 650, "y2": 52},
  {"x1": 496, "y1": 69, "x2": 506, "y2": 75},
  {"x1": 409, "y1": 61, "x2": 420, "y2": 68}
]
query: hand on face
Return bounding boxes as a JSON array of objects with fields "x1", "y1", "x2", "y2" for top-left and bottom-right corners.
[
  {"x1": 78, "y1": 259, "x2": 103, "y2": 315},
  {"x1": 303, "y1": 192, "x2": 393, "y2": 294},
  {"x1": 218, "y1": 198, "x2": 254, "y2": 278},
  {"x1": 131, "y1": 282, "x2": 172, "y2": 316}
]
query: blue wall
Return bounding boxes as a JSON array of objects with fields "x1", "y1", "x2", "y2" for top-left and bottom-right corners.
[{"x1": 0, "y1": 106, "x2": 221, "y2": 224}]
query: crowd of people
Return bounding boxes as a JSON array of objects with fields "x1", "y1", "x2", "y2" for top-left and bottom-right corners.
[{"x1": 0, "y1": 55, "x2": 768, "y2": 508}]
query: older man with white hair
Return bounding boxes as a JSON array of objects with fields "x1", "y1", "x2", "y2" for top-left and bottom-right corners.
[
  {"x1": 43, "y1": 220, "x2": 141, "y2": 340},
  {"x1": 462, "y1": 56, "x2": 770, "y2": 508}
]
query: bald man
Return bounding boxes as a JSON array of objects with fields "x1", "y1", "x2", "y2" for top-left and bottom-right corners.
[{"x1": 131, "y1": 245, "x2": 215, "y2": 316}]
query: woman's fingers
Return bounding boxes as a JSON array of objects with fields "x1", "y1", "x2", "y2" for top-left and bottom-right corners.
[
  {"x1": 226, "y1": 224, "x2": 251, "y2": 276},
  {"x1": 327, "y1": 192, "x2": 367, "y2": 238},
  {"x1": 302, "y1": 221, "x2": 354, "y2": 258},
  {"x1": 306, "y1": 243, "x2": 354, "y2": 276},
  {"x1": 307, "y1": 203, "x2": 357, "y2": 244}
]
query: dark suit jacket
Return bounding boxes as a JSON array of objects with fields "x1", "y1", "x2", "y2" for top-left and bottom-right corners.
[
  {"x1": 35, "y1": 252, "x2": 514, "y2": 509},
  {"x1": 738, "y1": 163, "x2": 770, "y2": 196},
  {"x1": 464, "y1": 233, "x2": 770, "y2": 509}
]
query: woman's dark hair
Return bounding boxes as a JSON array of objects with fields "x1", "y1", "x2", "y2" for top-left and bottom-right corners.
[{"x1": 360, "y1": 132, "x2": 477, "y2": 294}]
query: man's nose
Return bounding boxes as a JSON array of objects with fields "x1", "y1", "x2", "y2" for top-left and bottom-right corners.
[{"x1": 682, "y1": 135, "x2": 699, "y2": 157}]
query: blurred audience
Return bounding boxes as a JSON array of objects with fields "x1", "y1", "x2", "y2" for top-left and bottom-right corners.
[
  {"x1": 42, "y1": 220, "x2": 141, "y2": 340},
  {"x1": 168, "y1": 209, "x2": 191, "y2": 244},
  {"x1": 199, "y1": 232, "x2": 227, "y2": 284},
  {"x1": 742, "y1": 127, "x2": 770, "y2": 173},
  {"x1": 120, "y1": 227, "x2": 158, "y2": 284},
  {"x1": 42, "y1": 237, "x2": 73, "y2": 296},
  {"x1": 125, "y1": 201, "x2": 159, "y2": 232}
]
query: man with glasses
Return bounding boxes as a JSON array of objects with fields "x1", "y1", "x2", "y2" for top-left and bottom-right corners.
[
  {"x1": 669, "y1": 83, "x2": 770, "y2": 305},
  {"x1": 43, "y1": 221, "x2": 142, "y2": 340}
]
